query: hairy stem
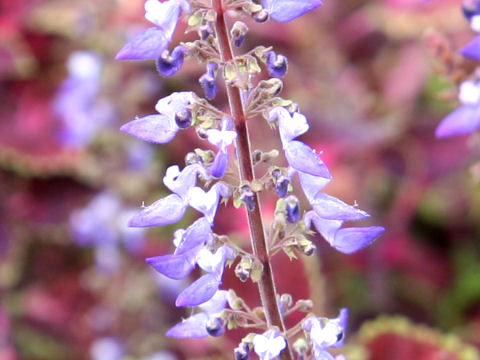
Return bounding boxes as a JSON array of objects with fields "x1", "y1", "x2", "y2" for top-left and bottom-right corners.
[{"x1": 212, "y1": 1, "x2": 293, "y2": 358}]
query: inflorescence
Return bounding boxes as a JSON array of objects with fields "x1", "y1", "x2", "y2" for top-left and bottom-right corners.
[{"x1": 116, "y1": 1, "x2": 384, "y2": 359}]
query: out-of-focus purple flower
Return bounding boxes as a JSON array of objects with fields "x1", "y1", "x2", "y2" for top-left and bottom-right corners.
[
  {"x1": 436, "y1": 80, "x2": 480, "y2": 138},
  {"x1": 121, "y1": 92, "x2": 196, "y2": 144},
  {"x1": 126, "y1": 140, "x2": 155, "y2": 171},
  {"x1": 90, "y1": 337, "x2": 125, "y2": 360},
  {"x1": 53, "y1": 51, "x2": 114, "y2": 148},
  {"x1": 266, "y1": 51, "x2": 288, "y2": 78},
  {"x1": 116, "y1": 0, "x2": 190, "y2": 61},
  {"x1": 207, "y1": 117, "x2": 237, "y2": 178},
  {"x1": 167, "y1": 289, "x2": 230, "y2": 338},
  {"x1": 261, "y1": 0, "x2": 323, "y2": 22},
  {"x1": 463, "y1": 0, "x2": 480, "y2": 21},
  {"x1": 199, "y1": 62, "x2": 219, "y2": 100},
  {"x1": 252, "y1": 328, "x2": 287, "y2": 360},
  {"x1": 70, "y1": 192, "x2": 146, "y2": 271},
  {"x1": 303, "y1": 309, "x2": 348, "y2": 360},
  {"x1": 304, "y1": 211, "x2": 384, "y2": 254}
]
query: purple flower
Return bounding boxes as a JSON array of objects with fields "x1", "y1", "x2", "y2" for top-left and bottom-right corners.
[
  {"x1": 463, "y1": 1, "x2": 480, "y2": 21},
  {"x1": 187, "y1": 182, "x2": 231, "y2": 224},
  {"x1": 462, "y1": 15, "x2": 480, "y2": 59},
  {"x1": 166, "y1": 290, "x2": 230, "y2": 338},
  {"x1": 175, "y1": 245, "x2": 235, "y2": 307},
  {"x1": 120, "y1": 92, "x2": 195, "y2": 144},
  {"x1": 146, "y1": 217, "x2": 213, "y2": 279},
  {"x1": 303, "y1": 309, "x2": 348, "y2": 360},
  {"x1": 261, "y1": 0, "x2": 323, "y2": 22},
  {"x1": 269, "y1": 107, "x2": 331, "y2": 180},
  {"x1": 207, "y1": 117, "x2": 237, "y2": 178},
  {"x1": 304, "y1": 210, "x2": 384, "y2": 254},
  {"x1": 156, "y1": 45, "x2": 187, "y2": 77},
  {"x1": 252, "y1": 329, "x2": 287, "y2": 360},
  {"x1": 436, "y1": 80, "x2": 480, "y2": 138},
  {"x1": 266, "y1": 51, "x2": 288, "y2": 78},
  {"x1": 116, "y1": 0, "x2": 190, "y2": 61},
  {"x1": 199, "y1": 62, "x2": 219, "y2": 100},
  {"x1": 128, "y1": 163, "x2": 205, "y2": 227}
]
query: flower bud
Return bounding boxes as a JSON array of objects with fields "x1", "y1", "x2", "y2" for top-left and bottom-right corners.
[
  {"x1": 279, "y1": 293, "x2": 293, "y2": 314},
  {"x1": 185, "y1": 152, "x2": 202, "y2": 165},
  {"x1": 206, "y1": 316, "x2": 225, "y2": 337},
  {"x1": 174, "y1": 109, "x2": 192, "y2": 128},
  {"x1": 197, "y1": 128, "x2": 208, "y2": 139},
  {"x1": 303, "y1": 242, "x2": 316, "y2": 256},
  {"x1": 199, "y1": 62, "x2": 218, "y2": 100},
  {"x1": 156, "y1": 46, "x2": 186, "y2": 77},
  {"x1": 235, "y1": 266, "x2": 250, "y2": 282},
  {"x1": 200, "y1": 24, "x2": 214, "y2": 40},
  {"x1": 285, "y1": 195, "x2": 300, "y2": 223},
  {"x1": 266, "y1": 51, "x2": 288, "y2": 78},
  {"x1": 231, "y1": 21, "x2": 249, "y2": 47},
  {"x1": 293, "y1": 338, "x2": 308, "y2": 359},
  {"x1": 234, "y1": 342, "x2": 250, "y2": 360},
  {"x1": 253, "y1": 9, "x2": 269, "y2": 23},
  {"x1": 240, "y1": 186, "x2": 256, "y2": 212},
  {"x1": 275, "y1": 176, "x2": 289, "y2": 198}
]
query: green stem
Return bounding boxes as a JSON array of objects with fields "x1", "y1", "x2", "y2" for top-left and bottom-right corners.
[{"x1": 212, "y1": 1, "x2": 293, "y2": 359}]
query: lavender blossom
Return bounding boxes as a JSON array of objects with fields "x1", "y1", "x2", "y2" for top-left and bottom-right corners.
[
  {"x1": 261, "y1": 0, "x2": 323, "y2": 22},
  {"x1": 436, "y1": 80, "x2": 480, "y2": 138},
  {"x1": 304, "y1": 309, "x2": 349, "y2": 360},
  {"x1": 120, "y1": 92, "x2": 195, "y2": 144},
  {"x1": 116, "y1": 0, "x2": 190, "y2": 61},
  {"x1": 252, "y1": 329, "x2": 287, "y2": 360},
  {"x1": 166, "y1": 290, "x2": 230, "y2": 338},
  {"x1": 53, "y1": 51, "x2": 113, "y2": 148}
]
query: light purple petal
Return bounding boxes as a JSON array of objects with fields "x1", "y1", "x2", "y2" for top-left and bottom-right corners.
[
  {"x1": 175, "y1": 273, "x2": 221, "y2": 307},
  {"x1": 210, "y1": 148, "x2": 229, "y2": 178},
  {"x1": 308, "y1": 212, "x2": 343, "y2": 245},
  {"x1": 197, "y1": 245, "x2": 235, "y2": 279},
  {"x1": 461, "y1": 35, "x2": 480, "y2": 60},
  {"x1": 198, "y1": 290, "x2": 229, "y2": 314},
  {"x1": 332, "y1": 226, "x2": 384, "y2": 254},
  {"x1": 166, "y1": 313, "x2": 209, "y2": 338},
  {"x1": 298, "y1": 171, "x2": 332, "y2": 203},
  {"x1": 285, "y1": 141, "x2": 331, "y2": 178},
  {"x1": 312, "y1": 350, "x2": 336, "y2": 360},
  {"x1": 144, "y1": 0, "x2": 181, "y2": 40},
  {"x1": 146, "y1": 246, "x2": 201, "y2": 279},
  {"x1": 261, "y1": 0, "x2": 323, "y2": 22},
  {"x1": 164, "y1": 164, "x2": 204, "y2": 198},
  {"x1": 120, "y1": 114, "x2": 178, "y2": 143},
  {"x1": 311, "y1": 193, "x2": 370, "y2": 221},
  {"x1": 175, "y1": 217, "x2": 213, "y2": 255},
  {"x1": 435, "y1": 104, "x2": 480, "y2": 138},
  {"x1": 270, "y1": 107, "x2": 309, "y2": 144},
  {"x1": 188, "y1": 185, "x2": 221, "y2": 224},
  {"x1": 128, "y1": 194, "x2": 187, "y2": 227},
  {"x1": 116, "y1": 27, "x2": 168, "y2": 60}
]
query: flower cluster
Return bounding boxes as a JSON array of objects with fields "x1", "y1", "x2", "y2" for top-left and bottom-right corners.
[{"x1": 116, "y1": 0, "x2": 384, "y2": 358}]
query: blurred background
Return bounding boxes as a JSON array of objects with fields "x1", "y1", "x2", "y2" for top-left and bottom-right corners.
[{"x1": 1, "y1": 0, "x2": 480, "y2": 359}]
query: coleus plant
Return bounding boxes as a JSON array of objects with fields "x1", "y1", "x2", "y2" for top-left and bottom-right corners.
[{"x1": 116, "y1": 0, "x2": 384, "y2": 359}]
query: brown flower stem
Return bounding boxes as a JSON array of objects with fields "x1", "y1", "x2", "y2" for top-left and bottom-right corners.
[{"x1": 212, "y1": 1, "x2": 293, "y2": 359}]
